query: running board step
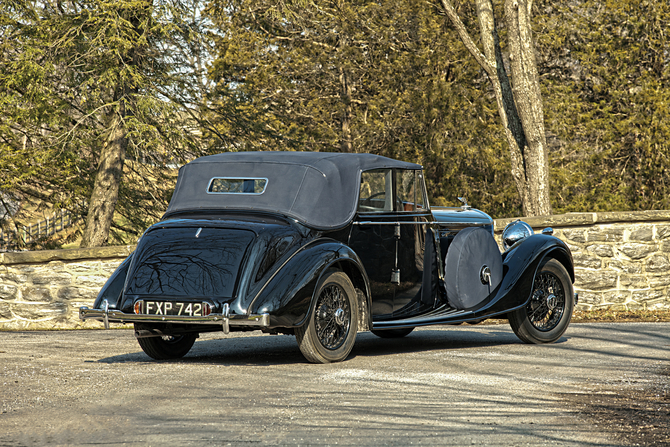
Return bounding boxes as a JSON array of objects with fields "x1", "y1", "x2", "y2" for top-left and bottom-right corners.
[{"x1": 372, "y1": 305, "x2": 475, "y2": 330}]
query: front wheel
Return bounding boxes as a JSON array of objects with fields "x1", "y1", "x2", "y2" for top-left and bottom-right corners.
[
  {"x1": 508, "y1": 259, "x2": 574, "y2": 344},
  {"x1": 136, "y1": 327, "x2": 197, "y2": 360},
  {"x1": 296, "y1": 271, "x2": 358, "y2": 363}
]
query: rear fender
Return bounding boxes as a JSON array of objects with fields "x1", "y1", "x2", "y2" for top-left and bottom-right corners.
[
  {"x1": 247, "y1": 239, "x2": 371, "y2": 330},
  {"x1": 93, "y1": 254, "x2": 133, "y2": 309}
]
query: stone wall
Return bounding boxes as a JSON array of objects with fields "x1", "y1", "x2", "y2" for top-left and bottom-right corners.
[
  {"x1": 1, "y1": 210, "x2": 669, "y2": 330},
  {"x1": 0, "y1": 246, "x2": 133, "y2": 330}
]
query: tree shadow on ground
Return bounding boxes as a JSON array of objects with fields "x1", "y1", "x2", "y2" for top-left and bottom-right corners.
[
  {"x1": 563, "y1": 368, "x2": 670, "y2": 447},
  {"x1": 95, "y1": 326, "x2": 538, "y2": 366}
]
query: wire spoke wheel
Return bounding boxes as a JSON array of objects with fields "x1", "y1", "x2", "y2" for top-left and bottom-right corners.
[
  {"x1": 314, "y1": 284, "x2": 351, "y2": 350},
  {"x1": 527, "y1": 271, "x2": 566, "y2": 331},
  {"x1": 508, "y1": 259, "x2": 574, "y2": 344},
  {"x1": 296, "y1": 271, "x2": 358, "y2": 363}
]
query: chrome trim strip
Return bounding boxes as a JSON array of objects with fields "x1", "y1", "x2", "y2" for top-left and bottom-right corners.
[
  {"x1": 354, "y1": 221, "x2": 439, "y2": 226},
  {"x1": 436, "y1": 221, "x2": 491, "y2": 227},
  {"x1": 79, "y1": 306, "x2": 270, "y2": 330}
]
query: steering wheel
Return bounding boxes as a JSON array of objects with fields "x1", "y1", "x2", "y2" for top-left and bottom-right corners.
[{"x1": 361, "y1": 192, "x2": 387, "y2": 208}]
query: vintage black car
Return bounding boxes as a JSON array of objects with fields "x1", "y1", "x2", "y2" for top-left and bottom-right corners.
[{"x1": 80, "y1": 152, "x2": 576, "y2": 363}]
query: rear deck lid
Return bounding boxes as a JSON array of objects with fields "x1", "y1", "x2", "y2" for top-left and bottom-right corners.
[{"x1": 125, "y1": 227, "x2": 255, "y2": 299}]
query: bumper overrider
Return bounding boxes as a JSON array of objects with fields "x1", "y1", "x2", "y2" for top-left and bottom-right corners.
[{"x1": 79, "y1": 300, "x2": 270, "y2": 334}]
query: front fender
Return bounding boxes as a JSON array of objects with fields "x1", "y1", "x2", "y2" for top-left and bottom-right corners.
[
  {"x1": 247, "y1": 239, "x2": 370, "y2": 329},
  {"x1": 93, "y1": 254, "x2": 133, "y2": 309},
  {"x1": 477, "y1": 234, "x2": 573, "y2": 316}
]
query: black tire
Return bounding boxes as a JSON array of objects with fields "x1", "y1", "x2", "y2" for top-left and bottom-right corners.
[
  {"x1": 136, "y1": 330, "x2": 197, "y2": 360},
  {"x1": 371, "y1": 327, "x2": 414, "y2": 338},
  {"x1": 296, "y1": 271, "x2": 358, "y2": 363},
  {"x1": 508, "y1": 258, "x2": 574, "y2": 344}
]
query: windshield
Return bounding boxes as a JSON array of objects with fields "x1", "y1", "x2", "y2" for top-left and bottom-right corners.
[{"x1": 358, "y1": 168, "x2": 427, "y2": 213}]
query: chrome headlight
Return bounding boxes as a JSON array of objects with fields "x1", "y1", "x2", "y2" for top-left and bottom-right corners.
[{"x1": 502, "y1": 220, "x2": 534, "y2": 250}]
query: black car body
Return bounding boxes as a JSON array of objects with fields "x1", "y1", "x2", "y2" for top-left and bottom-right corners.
[{"x1": 80, "y1": 152, "x2": 576, "y2": 363}]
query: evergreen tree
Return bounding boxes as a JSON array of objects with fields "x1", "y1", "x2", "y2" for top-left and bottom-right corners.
[
  {"x1": 0, "y1": 0, "x2": 207, "y2": 247},
  {"x1": 206, "y1": 0, "x2": 521, "y2": 216},
  {"x1": 536, "y1": 0, "x2": 670, "y2": 212}
]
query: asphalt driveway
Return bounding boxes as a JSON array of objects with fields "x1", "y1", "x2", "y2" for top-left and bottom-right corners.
[{"x1": 1, "y1": 322, "x2": 668, "y2": 446}]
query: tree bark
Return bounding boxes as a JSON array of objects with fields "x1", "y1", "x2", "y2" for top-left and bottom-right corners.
[
  {"x1": 504, "y1": 0, "x2": 551, "y2": 216},
  {"x1": 80, "y1": 2, "x2": 150, "y2": 247},
  {"x1": 80, "y1": 112, "x2": 127, "y2": 247},
  {"x1": 339, "y1": 67, "x2": 354, "y2": 153},
  {"x1": 439, "y1": 0, "x2": 551, "y2": 216}
]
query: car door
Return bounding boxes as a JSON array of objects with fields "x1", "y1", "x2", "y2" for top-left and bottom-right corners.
[
  {"x1": 349, "y1": 168, "x2": 436, "y2": 317},
  {"x1": 393, "y1": 169, "x2": 436, "y2": 314}
]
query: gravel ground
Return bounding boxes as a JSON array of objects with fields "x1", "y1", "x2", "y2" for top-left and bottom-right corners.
[{"x1": 0, "y1": 322, "x2": 668, "y2": 446}]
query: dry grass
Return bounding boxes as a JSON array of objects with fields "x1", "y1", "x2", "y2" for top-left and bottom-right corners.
[
  {"x1": 572, "y1": 308, "x2": 670, "y2": 323},
  {"x1": 482, "y1": 308, "x2": 670, "y2": 325}
]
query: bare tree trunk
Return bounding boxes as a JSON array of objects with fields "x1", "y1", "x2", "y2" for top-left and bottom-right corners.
[
  {"x1": 339, "y1": 67, "x2": 354, "y2": 153},
  {"x1": 80, "y1": 112, "x2": 127, "y2": 247},
  {"x1": 80, "y1": 2, "x2": 149, "y2": 247},
  {"x1": 439, "y1": 0, "x2": 551, "y2": 216},
  {"x1": 504, "y1": 0, "x2": 551, "y2": 216}
]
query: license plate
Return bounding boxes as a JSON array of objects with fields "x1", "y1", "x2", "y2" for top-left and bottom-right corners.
[{"x1": 139, "y1": 301, "x2": 207, "y2": 317}]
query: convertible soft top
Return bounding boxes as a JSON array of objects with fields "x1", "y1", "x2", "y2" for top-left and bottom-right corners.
[{"x1": 165, "y1": 151, "x2": 422, "y2": 229}]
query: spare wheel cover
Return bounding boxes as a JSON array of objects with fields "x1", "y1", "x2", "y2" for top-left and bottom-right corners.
[{"x1": 445, "y1": 227, "x2": 503, "y2": 310}]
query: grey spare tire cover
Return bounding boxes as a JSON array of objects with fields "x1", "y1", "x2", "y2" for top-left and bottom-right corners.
[{"x1": 445, "y1": 227, "x2": 503, "y2": 310}]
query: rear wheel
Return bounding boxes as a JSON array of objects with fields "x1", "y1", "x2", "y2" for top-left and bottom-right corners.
[
  {"x1": 508, "y1": 259, "x2": 574, "y2": 344},
  {"x1": 371, "y1": 327, "x2": 414, "y2": 338},
  {"x1": 136, "y1": 329, "x2": 197, "y2": 360},
  {"x1": 296, "y1": 271, "x2": 358, "y2": 363}
]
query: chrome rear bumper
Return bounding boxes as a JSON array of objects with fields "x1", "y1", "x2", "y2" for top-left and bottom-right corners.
[{"x1": 79, "y1": 300, "x2": 270, "y2": 334}]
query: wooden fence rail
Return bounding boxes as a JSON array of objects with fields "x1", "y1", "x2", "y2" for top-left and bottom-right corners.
[{"x1": 0, "y1": 210, "x2": 77, "y2": 249}]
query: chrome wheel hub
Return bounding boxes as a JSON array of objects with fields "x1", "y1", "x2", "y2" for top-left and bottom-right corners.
[
  {"x1": 546, "y1": 293, "x2": 558, "y2": 311},
  {"x1": 334, "y1": 308, "x2": 346, "y2": 326}
]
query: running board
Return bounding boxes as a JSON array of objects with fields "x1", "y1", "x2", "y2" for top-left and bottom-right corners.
[{"x1": 371, "y1": 304, "x2": 475, "y2": 330}]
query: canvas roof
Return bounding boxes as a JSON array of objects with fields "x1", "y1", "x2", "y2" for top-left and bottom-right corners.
[{"x1": 165, "y1": 151, "x2": 422, "y2": 230}]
